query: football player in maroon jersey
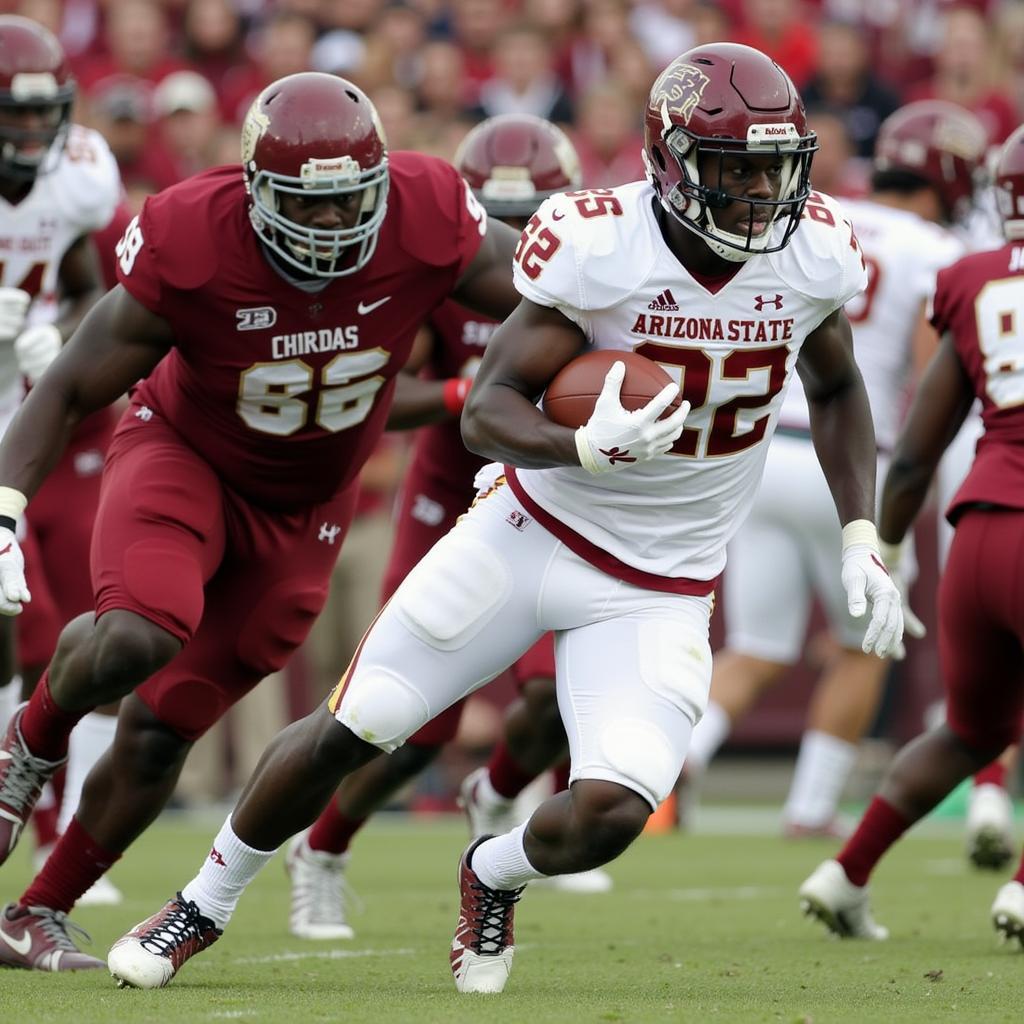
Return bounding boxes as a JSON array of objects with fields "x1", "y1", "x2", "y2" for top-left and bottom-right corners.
[
  {"x1": 106, "y1": 44, "x2": 900, "y2": 994},
  {"x1": 0, "y1": 71, "x2": 520, "y2": 971},
  {"x1": 800, "y1": 122, "x2": 1024, "y2": 944},
  {"x1": 285, "y1": 115, "x2": 608, "y2": 944}
]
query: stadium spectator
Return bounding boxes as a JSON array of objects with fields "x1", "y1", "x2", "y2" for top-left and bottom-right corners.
[
  {"x1": 152, "y1": 70, "x2": 221, "y2": 181},
  {"x1": 180, "y1": 0, "x2": 248, "y2": 96},
  {"x1": 571, "y1": 79, "x2": 646, "y2": 187},
  {"x1": 450, "y1": 0, "x2": 507, "y2": 106},
  {"x1": 734, "y1": 0, "x2": 819, "y2": 89},
  {"x1": 629, "y1": 0, "x2": 698, "y2": 71},
  {"x1": 804, "y1": 108, "x2": 868, "y2": 198}
]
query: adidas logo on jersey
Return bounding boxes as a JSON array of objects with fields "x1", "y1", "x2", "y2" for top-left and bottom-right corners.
[{"x1": 648, "y1": 289, "x2": 679, "y2": 311}]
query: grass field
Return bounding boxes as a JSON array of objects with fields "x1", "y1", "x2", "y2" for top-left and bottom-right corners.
[{"x1": 0, "y1": 809, "x2": 1021, "y2": 1024}]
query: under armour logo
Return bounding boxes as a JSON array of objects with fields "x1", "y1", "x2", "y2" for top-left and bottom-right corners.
[
  {"x1": 209, "y1": 847, "x2": 226, "y2": 867},
  {"x1": 599, "y1": 447, "x2": 636, "y2": 465},
  {"x1": 134, "y1": 405, "x2": 153, "y2": 422},
  {"x1": 318, "y1": 522, "x2": 342, "y2": 545},
  {"x1": 754, "y1": 294, "x2": 784, "y2": 311}
]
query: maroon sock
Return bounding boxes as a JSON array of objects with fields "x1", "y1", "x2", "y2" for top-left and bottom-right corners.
[
  {"x1": 974, "y1": 760, "x2": 1007, "y2": 789},
  {"x1": 31, "y1": 801, "x2": 60, "y2": 851},
  {"x1": 486, "y1": 742, "x2": 536, "y2": 800},
  {"x1": 552, "y1": 760, "x2": 570, "y2": 793},
  {"x1": 836, "y1": 796, "x2": 911, "y2": 887},
  {"x1": 307, "y1": 800, "x2": 366, "y2": 855},
  {"x1": 1014, "y1": 857, "x2": 1024, "y2": 885},
  {"x1": 18, "y1": 674, "x2": 87, "y2": 761},
  {"x1": 20, "y1": 817, "x2": 120, "y2": 914}
]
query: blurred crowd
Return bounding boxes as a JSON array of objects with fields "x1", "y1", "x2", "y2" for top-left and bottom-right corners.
[{"x1": 14, "y1": 0, "x2": 1023, "y2": 805}]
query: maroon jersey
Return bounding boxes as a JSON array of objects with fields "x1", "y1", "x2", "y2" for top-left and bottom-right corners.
[
  {"x1": 116, "y1": 153, "x2": 484, "y2": 510},
  {"x1": 414, "y1": 300, "x2": 500, "y2": 488},
  {"x1": 932, "y1": 242, "x2": 1024, "y2": 522}
]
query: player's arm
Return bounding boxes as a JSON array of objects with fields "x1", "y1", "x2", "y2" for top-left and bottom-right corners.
[
  {"x1": 386, "y1": 325, "x2": 460, "y2": 431},
  {"x1": 450, "y1": 217, "x2": 521, "y2": 321},
  {"x1": 461, "y1": 298, "x2": 587, "y2": 468},
  {"x1": 879, "y1": 333, "x2": 974, "y2": 545},
  {"x1": 797, "y1": 307, "x2": 877, "y2": 524},
  {"x1": 0, "y1": 284, "x2": 173, "y2": 500}
]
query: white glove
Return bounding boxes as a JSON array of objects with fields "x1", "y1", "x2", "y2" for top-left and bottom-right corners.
[
  {"x1": 575, "y1": 361, "x2": 689, "y2": 475},
  {"x1": 841, "y1": 520, "x2": 904, "y2": 659},
  {"x1": 0, "y1": 287, "x2": 30, "y2": 345},
  {"x1": 0, "y1": 526, "x2": 29, "y2": 615},
  {"x1": 14, "y1": 323, "x2": 62, "y2": 384},
  {"x1": 878, "y1": 537, "x2": 927, "y2": 660}
]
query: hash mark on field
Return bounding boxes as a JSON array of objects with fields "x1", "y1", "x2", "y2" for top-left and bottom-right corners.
[
  {"x1": 234, "y1": 947, "x2": 417, "y2": 965},
  {"x1": 632, "y1": 885, "x2": 778, "y2": 902}
]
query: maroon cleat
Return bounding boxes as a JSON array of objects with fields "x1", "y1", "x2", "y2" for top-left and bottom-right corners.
[
  {"x1": 0, "y1": 706, "x2": 66, "y2": 866},
  {"x1": 108, "y1": 893, "x2": 221, "y2": 989},
  {"x1": 450, "y1": 836, "x2": 524, "y2": 994},
  {"x1": 0, "y1": 902, "x2": 105, "y2": 971}
]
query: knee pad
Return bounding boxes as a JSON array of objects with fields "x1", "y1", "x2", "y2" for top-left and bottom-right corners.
[
  {"x1": 638, "y1": 618, "x2": 712, "y2": 723},
  {"x1": 395, "y1": 533, "x2": 510, "y2": 651},
  {"x1": 596, "y1": 718, "x2": 681, "y2": 810},
  {"x1": 335, "y1": 667, "x2": 431, "y2": 754}
]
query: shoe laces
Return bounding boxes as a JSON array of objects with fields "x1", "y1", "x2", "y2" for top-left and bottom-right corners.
[
  {"x1": 138, "y1": 894, "x2": 217, "y2": 958},
  {"x1": 23, "y1": 905, "x2": 93, "y2": 951},
  {"x1": 295, "y1": 847, "x2": 363, "y2": 923},
  {"x1": 0, "y1": 733, "x2": 55, "y2": 812},
  {"x1": 467, "y1": 880, "x2": 524, "y2": 955}
]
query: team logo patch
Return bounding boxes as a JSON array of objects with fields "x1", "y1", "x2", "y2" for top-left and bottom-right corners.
[
  {"x1": 506, "y1": 509, "x2": 531, "y2": 532},
  {"x1": 651, "y1": 61, "x2": 711, "y2": 127},
  {"x1": 235, "y1": 306, "x2": 277, "y2": 331}
]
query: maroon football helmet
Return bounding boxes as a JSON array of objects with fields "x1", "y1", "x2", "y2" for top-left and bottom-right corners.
[
  {"x1": 455, "y1": 114, "x2": 581, "y2": 219},
  {"x1": 643, "y1": 43, "x2": 817, "y2": 262},
  {"x1": 994, "y1": 123, "x2": 1024, "y2": 240},
  {"x1": 0, "y1": 15, "x2": 74, "y2": 182},
  {"x1": 242, "y1": 72, "x2": 389, "y2": 278},
  {"x1": 873, "y1": 101, "x2": 987, "y2": 224}
]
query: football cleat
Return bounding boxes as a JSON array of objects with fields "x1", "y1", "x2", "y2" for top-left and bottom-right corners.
[
  {"x1": 783, "y1": 817, "x2": 851, "y2": 841},
  {"x1": 0, "y1": 705, "x2": 66, "y2": 867},
  {"x1": 459, "y1": 768, "x2": 518, "y2": 840},
  {"x1": 798, "y1": 859, "x2": 889, "y2": 940},
  {"x1": 992, "y1": 880, "x2": 1024, "y2": 945},
  {"x1": 532, "y1": 868, "x2": 613, "y2": 894},
  {"x1": 285, "y1": 831, "x2": 356, "y2": 940},
  {"x1": 0, "y1": 902, "x2": 104, "y2": 971},
  {"x1": 966, "y1": 783, "x2": 1015, "y2": 871},
  {"x1": 451, "y1": 836, "x2": 524, "y2": 994},
  {"x1": 78, "y1": 874, "x2": 124, "y2": 908},
  {"x1": 108, "y1": 892, "x2": 221, "y2": 989}
]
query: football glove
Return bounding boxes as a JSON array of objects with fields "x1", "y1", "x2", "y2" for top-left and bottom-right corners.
[
  {"x1": 841, "y1": 520, "x2": 904, "y2": 659},
  {"x1": 0, "y1": 287, "x2": 30, "y2": 345},
  {"x1": 575, "y1": 360, "x2": 689, "y2": 475},
  {"x1": 0, "y1": 526, "x2": 29, "y2": 615},
  {"x1": 14, "y1": 323, "x2": 62, "y2": 384},
  {"x1": 878, "y1": 538, "x2": 927, "y2": 660}
]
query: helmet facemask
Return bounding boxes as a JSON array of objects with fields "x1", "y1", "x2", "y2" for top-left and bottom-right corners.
[
  {"x1": 647, "y1": 116, "x2": 817, "y2": 263},
  {"x1": 248, "y1": 154, "x2": 389, "y2": 279},
  {"x1": 0, "y1": 74, "x2": 74, "y2": 182}
]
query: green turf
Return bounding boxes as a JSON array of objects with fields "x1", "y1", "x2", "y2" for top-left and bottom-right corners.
[{"x1": 0, "y1": 813, "x2": 1021, "y2": 1024}]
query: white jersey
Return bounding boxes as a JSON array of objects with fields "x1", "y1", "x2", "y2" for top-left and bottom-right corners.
[
  {"x1": 777, "y1": 199, "x2": 963, "y2": 451},
  {"x1": 509, "y1": 182, "x2": 866, "y2": 585},
  {"x1": 0, "y1": 125, "x2": 120, "y2": 407}
]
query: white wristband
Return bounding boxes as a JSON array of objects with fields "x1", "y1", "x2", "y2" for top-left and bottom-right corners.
[
  {"x1": 841, "y1": 519, "x2": 879, "y2": 552},
  {"x1": 0, "y1": 486, "x2": 26, "y2": 520},
  {"x1": 574, "y1": 426, "x2": 600, "y2": 475},
  {"x1": 877, "y1": 538, "x2": 903, "y2": 568}
]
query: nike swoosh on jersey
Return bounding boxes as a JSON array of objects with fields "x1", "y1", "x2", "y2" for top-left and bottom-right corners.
[
  {"x1": 0, "y1": 921, "x2": 32, "y2": 956},
  {"x1": 357, "y1": 296, "x2": 392, "y2": 315}
]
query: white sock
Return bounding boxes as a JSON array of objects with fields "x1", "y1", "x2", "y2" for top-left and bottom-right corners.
[
  {"x1": 58, "y1": 711, "x2": 118, "y2": 834},
  {"x1": 470, "y1": 821, "x2": 545, "y2": 890},
  {"x1": 0, "y1": 674, "x2": 21, "y2": 733},
  {"x1": 783, "y1": 729, "x2": 857, "y2": 828},
  {"x1": 479, "y1": 770, "x2": 515, "y2": 810},
  {"x1": 180, "y1": 817, "x2": 278, "y2": 930},
  {"x1": 686, "y1": 701, "x2": 731, "y2": 773}
]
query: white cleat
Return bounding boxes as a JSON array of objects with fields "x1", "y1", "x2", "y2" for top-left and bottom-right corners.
[
  {"x1": 992, "y1": 881, "x2": 1024, "y2": 946},
  {"x1": 459, "y1": 768, "x2": 518, "y2": 840},
  {"x1": 967, "y1": 784, "x2": 1015, "y2": 871},
  {"x1": 78, "y1": 874, "x2": 124, "y2": 908},
  {"x1": 798, "y1": 859, "x2": 889, "y2": 940},
  {"x1": 285, "y1": 831, "x2": 356, "y2": 940},
  {"x1": 533, "y1": 868, "x2": 613, "y2": 894}
]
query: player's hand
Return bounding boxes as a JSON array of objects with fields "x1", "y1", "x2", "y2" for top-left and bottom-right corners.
[
  {"x1": 575, "y1": 361, "x2": 689, "y2": 475},
  {"x1": 878, "y1": 538, "x2": 927, "y2": 660},
  {"x1": 14, "y1": 323, "x2": 62, "y2": 384},
  {"x1": 0, "y1": 527, "x2": 29, "y2": 615},
  {"x1": 0, "y1": 288, "x2": 31, "y2": 345},
  {"x1": 841, "y1": 535, "x2": 904, "y2": 659}
]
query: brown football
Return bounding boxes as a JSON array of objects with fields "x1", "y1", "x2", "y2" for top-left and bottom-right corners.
[{"x1": 542, "y1": 349, "x2": 681, "y2": 429}]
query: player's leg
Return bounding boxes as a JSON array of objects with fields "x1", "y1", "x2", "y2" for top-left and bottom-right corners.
[
  {"x1": 966, "y1": 745, "x2": 1017, "y2": 870},
  {"x1": 800, "y1": 509, "x2": 1020, "y2": 940},
  {"x1": 108, "y1": 483, "x2": 551, "y2": 989}
]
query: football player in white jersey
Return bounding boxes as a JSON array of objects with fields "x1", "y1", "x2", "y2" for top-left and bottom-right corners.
[
  {"x1": 684, "y1": 100, "x2": 987, "y2": 838},
  {"x1": 0, "y1": 15, "x2": 121, "y2": 898},
  {"x1": 107, "y1": 44, "x2": 903, "y2": 994}
]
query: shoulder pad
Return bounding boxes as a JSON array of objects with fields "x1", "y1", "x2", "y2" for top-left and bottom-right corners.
[{"x1": 51, "y1": 126, "x2": 121, "y2": 233}]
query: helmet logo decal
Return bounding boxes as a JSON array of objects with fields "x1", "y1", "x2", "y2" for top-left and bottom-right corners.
[
  {"x1": 240, "y1": 105, "x2": 270, "y2": 164},
  {"x1": 301, "y1": 155, "x2": 361, "y2": 186},
  {"x1": 651, "y1": 62, "x2": 710, "y2": 128}
]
